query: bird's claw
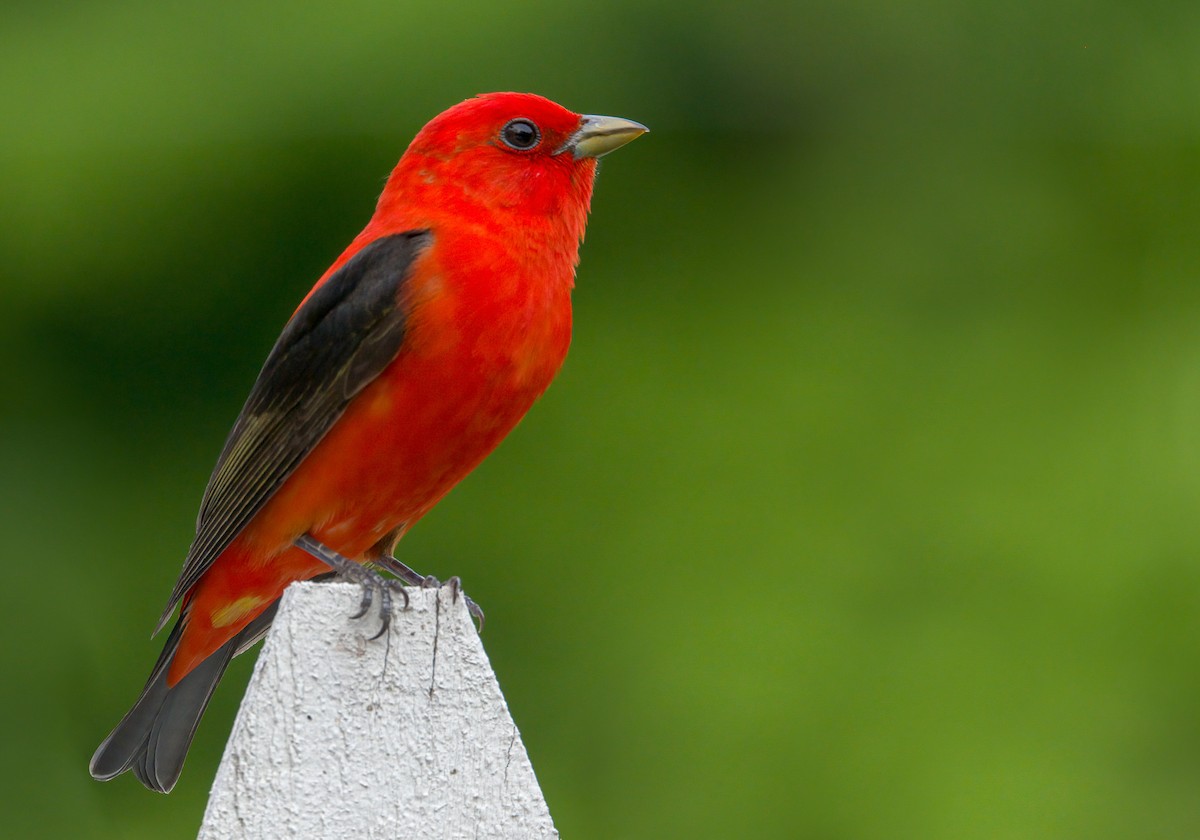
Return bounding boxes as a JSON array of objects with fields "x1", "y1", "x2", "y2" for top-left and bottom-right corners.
[
  {"x1": 295, "y1": 533, "x2": 410, "y2": 639},
  {"x1": 463, "y1": 592, "x2": 486, "y2": 632},
  {"x1": 418, "y1": 574, "x2": 485, "y2": 632},
  {"x1": 357, "y1": 578, "x2": 414, "y2": 640},
  {"x1": 349, "y1": 583, "x2": 373, "y2": 620},
  {"x1": 366, "y1": 584, "x2": 391, "y2": 641},
  {"x1": 370, "y1": 554, "x2": 485, "y2": 632},
  {"x1": 298, "y1": 533, "x2": 483, "y2": 637}
]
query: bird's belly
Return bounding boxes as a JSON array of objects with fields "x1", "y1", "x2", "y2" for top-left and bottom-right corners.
[{"x1": 249, "y1": 328, "x2": 566, "y2": 561}]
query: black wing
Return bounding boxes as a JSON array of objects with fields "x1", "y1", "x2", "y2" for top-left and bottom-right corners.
[{"x1": 155, "y1": 230, "x2": 432, "y2": 631}]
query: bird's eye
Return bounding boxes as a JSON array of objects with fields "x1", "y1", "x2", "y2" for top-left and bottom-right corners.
[{"x1": 500, "y1": 119, "x2": 541, "y2": 151}]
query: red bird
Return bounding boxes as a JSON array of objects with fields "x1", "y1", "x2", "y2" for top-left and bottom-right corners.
[{"x1": 90, "y1": 92, "x2": 646, "y2": 792}]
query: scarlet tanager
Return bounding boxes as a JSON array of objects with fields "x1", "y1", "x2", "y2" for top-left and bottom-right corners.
[{"x1": 89, "y1": 92, "x2": 646, "y2": 792}]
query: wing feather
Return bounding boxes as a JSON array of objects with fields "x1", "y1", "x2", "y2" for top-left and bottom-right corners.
[{"x1": 155, "y1": 230, "x2": 432, "y2": 631}]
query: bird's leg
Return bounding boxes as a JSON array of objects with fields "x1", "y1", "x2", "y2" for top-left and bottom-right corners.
[
  {"x1": 294, "y1": 534, "x2": 408, "y2": 640},
  {"x1": 373, "y1": 554, "x2": 486, "y2": 632}
]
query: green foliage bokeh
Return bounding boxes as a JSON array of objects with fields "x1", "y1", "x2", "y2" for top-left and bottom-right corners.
[{"x1": 3, "y1": 1, "x2": 1200, "y2": 837}]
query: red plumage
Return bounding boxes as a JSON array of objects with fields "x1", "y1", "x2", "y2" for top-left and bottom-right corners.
[{"x1": 90, "y1": 92, "x2": 645, "y2": 791}]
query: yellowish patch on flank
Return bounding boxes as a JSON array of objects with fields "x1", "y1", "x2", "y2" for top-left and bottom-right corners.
[
  {"x1": 210, "y1": 595, "x2": 268, "y2": 628},
  {"x1": 366, "y1": 390, "x2": 394, "y2": 419}
]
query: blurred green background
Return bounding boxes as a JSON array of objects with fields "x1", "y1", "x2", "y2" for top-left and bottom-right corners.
[{"x1": 4, "y1": 0, "x2": 1200, "y2": 837}]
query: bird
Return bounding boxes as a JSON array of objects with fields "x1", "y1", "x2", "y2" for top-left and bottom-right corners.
[{"x1": 89, "y1": 92, "x2": 646, "y2": 793}]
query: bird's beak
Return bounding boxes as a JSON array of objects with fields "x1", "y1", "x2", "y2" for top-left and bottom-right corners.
[{"x1": 561, "y1": 115, "x2": 649, "y2": 159}]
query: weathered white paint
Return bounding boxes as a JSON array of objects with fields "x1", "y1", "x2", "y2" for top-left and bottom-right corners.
[{"x1": 198, "y1": 582, "x2": 558, "y2": 840}]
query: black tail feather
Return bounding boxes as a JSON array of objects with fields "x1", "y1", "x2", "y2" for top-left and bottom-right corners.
[{"x1": 90, "y1": 601, "x2": 279, "y2": 793}]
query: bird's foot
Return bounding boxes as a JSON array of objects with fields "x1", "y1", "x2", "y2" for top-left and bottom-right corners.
[
  {"x1": 295, "y1": 534, "x2": 408, "y2": 640},
  {"x1": 373, "y1": 554, "x2": 485, "y2": 632}
]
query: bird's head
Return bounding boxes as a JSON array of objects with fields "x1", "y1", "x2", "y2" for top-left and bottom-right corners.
[{"x1": 379, "y1": 92, "x2": 646, "y2": 236}]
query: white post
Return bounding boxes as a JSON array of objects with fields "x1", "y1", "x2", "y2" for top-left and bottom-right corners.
[{"x1": 197, "y1": 582, "x2": 559, "y2": 840}]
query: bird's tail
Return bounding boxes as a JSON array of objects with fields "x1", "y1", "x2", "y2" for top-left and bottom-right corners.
[{"x1": 89, "y1": 601, "x2": 278, "y2": 793}]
